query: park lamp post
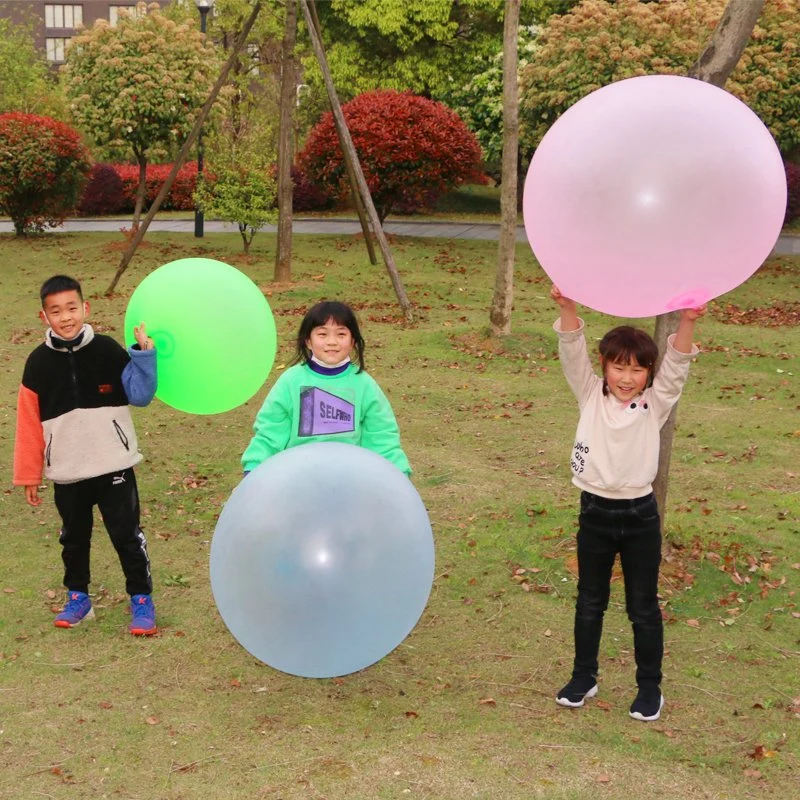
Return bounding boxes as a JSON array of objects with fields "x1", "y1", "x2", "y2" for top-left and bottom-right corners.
[{"x1": 194, "y1": 0, "x2": 214, "y2": 238}]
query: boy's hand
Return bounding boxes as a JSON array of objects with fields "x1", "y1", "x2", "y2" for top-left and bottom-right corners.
[
  {"x1": 681, "y1": 304, "x2": 707, "y2": 321},
  {"x1": 24, "y1": 485, "x2": 42, "y2": 506},
  {"x1": 133, "y1": 322, "x2": 154, "y2": 351}
]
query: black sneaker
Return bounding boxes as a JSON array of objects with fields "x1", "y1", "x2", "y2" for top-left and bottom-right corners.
[
  {"x1": 629, "y1": 686, "x2": 664, "y2": 721},
  {"x1": 556, "y1": 675, "x2": 598, "y2": 707}
]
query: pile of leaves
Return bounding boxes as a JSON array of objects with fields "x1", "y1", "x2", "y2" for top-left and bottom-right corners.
[{"x1": 711, "y1": 301, "x2": 800, "y2": 327}]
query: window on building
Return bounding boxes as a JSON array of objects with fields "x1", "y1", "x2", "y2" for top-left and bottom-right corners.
[
  {"x1": 45, "y1": 5, "x2": 83, "y2": 29},
  {"x1": 109, "y1": 6, "x2": 139, "y2": 26},
  {"x1": 45, "y1": 37, "x2": 71, "y2": 62}
]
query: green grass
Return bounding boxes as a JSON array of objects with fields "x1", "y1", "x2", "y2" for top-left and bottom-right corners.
[{"x1": 0, "y1": 229, "x2": 797, "y2": 799}]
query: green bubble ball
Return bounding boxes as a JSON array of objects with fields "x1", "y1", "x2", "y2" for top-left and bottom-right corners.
[{"x1": 124, "y1": 258, "x2": 277, "y2": 415}]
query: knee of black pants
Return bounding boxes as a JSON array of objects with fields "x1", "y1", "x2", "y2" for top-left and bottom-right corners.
[
  {"x1": 627, "y1": 601, "x2": 662, "y2": 627},
  {"x1": 576, "y1": 590, "x2": 610, "y2": 620}
]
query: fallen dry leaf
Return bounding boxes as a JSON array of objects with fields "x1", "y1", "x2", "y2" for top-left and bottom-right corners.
[
  {"x1": 748, "y1": 744, "x2": 777, "y2": 760},
  {"x1": 686, "y1": 619, "x2": 701, "y2": 628},
  {"x1": 479, "y1": 697, "x2": 496, "y2": 707}
]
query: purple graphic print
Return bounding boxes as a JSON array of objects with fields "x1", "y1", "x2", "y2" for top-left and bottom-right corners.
[{"x1": 298, "y1": 387, "x2": 355, "y2": 437}]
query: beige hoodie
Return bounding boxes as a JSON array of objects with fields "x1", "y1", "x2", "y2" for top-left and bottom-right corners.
[{"x1": 554, "y1": 318, "x2": 698, "y2": 499}]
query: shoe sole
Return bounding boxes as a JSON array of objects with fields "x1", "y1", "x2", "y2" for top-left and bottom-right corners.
[
  {"x1": 556, "y1": 683, "x2": 598, "y2": 708},
  {"x1": 629, "y1": 694, "x2": 665, "y2": 721},
  {"x1": 54, "y1": 607, "x2": 95, "y2": 628},
  {"x1": 130, "y1": 625, "x2": 157, "y2": 636}
]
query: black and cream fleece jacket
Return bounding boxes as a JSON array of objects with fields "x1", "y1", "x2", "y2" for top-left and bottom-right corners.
[{"x1": 14, "y1": 325, "x2": 157, "y2": 485}]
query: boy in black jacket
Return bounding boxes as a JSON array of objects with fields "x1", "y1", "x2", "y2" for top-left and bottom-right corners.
[{"x1": 14, "y1": 275, "x2": 159, "y2": 635}]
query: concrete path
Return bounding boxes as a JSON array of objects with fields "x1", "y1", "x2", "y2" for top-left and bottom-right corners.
[{"x1": 1, "y1": 217, "x2": 798, "y2": 254}]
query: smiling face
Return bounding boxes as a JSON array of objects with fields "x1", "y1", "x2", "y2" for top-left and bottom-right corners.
[
  {"x1": 40, "y1": 290, "x2": 88, "y2": 340},
  {"x1": 602, "y1": 357, "x2": 650, "y2": 403},
  {"x1": 306, "y1": 317, "x2": 355, "y2": 365}
]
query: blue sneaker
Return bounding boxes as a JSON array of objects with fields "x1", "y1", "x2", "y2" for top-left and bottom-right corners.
[
  {"x1": 54, "y1": 591, "x2": 95, "y2": 628},
  {"x1": 129, "y1": 594, "x2": 157, "y2": 636}
]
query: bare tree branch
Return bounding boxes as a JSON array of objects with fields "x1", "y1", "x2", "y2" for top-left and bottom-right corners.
[{"x1": 299, "y1": 0, "x2": 413, "y2": 321}]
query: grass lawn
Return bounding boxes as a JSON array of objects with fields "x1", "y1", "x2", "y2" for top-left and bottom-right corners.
[{"x1": 0, "y1": 229, "x2": 797, "y2": 799}]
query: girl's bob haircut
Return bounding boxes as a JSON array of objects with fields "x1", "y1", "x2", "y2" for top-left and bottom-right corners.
[
  {"x1": 598, "y1": 325, "x2": 658, "y2": 392},
  {"x1": 294, "y1": 300, "x2": 365, "y2": 372}
]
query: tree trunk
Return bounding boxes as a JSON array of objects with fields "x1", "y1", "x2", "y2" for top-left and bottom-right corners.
[
  {"x1": 132, "y1": 154, "x2": 148, "y2": 231},
  {"x1": 653, "y1": 0, "x2": 764, "y2": 531},
  {"x1": 307, "y1": 0, "x2": 377, "y2": 266},
  {"x1": 274, "y1": 0, "x2": 297, "y2": 282},
  {"x1": 489, "y1": 0, "x2": 520, "y2": 336},
  {"x1": 105, "y1": 1, "x2": 264, "y2": 295},
  {"x1": 299, "y1": 0, "x2": 413, "y2": 321}
]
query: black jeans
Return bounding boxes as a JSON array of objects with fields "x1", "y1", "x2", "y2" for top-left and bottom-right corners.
[
  {"x1": 53, "y1": 468, "x2": 152, "y2": 597},
  {"x1": 572, "y1": 490, "x2": 663, "y2": 689}
]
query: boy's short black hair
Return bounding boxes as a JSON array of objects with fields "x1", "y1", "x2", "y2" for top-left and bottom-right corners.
[
  {"x1": 40, "y1": 275, "x2": 83, "y2": 306},
  {"x1": 294, "y1": 300, "x2": 365, "y2": 372},
  {"x1": 599, "y1": 325, "x2": 658, "y2": 391}
]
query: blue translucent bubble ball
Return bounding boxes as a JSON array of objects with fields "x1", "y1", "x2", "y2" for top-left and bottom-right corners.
[{"x1": 210, "y1": 442, "x2": 435, "y2": 678}]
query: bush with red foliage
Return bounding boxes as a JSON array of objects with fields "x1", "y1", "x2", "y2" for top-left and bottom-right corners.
[
  {"x1": 290, "y1": 165, "x2": 333, "y2": 212},
  {"x1": 298, "y1": 90, "x2": 486, "y2": 222},
  {"x1": 114, "y1": 162, "x2": 199, "y2": 212},
  {"x1": 785, "y1": 161, "x2": 800, "y2": 225},
  {"x1": 77, "y1": 163, "x2": 126, "y2": 216},
  {"x1": 0, "y1": 112, "x2": 91, "y2": 234}
]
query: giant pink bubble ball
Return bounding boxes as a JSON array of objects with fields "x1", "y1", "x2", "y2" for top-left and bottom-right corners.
[{"x1": 523, "y1": 75, "x2": 787, "y2": 318}]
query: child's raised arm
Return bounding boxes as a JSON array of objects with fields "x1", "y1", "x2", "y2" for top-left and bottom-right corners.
[
  {"x1": 672, "y1": 305, "x2": 707, "y2": 354},
  {"x1": 551, "y1": 285, "x2": 580, "y2": 331}
]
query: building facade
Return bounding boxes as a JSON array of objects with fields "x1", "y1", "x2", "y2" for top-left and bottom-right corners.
[{"x1": 0, "y1": 2, "x2": 175, "y2": 63}]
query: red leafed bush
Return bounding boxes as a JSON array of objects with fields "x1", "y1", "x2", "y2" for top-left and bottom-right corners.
[
  {"x1": 298, "y1": 90, "x2": 486, "y2": 221},
  {"x1": 77, "y1": 163, "x2": 126, "y2": 216},
  {"x1": 114, "y1": 162, "x2": 199, "y2": 211},
  {"x1": 290, "y1": 164, "x2": 333, "y2": 212},
  {"x1": 785, "y1": 161, "x2": 800, "y2": 225},
  {"x1": 0, "y1": 112, "x2": 92, "y2": 234}
]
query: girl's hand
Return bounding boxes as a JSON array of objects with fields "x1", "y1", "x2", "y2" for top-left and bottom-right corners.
[
  {"x1": 681, "y1": 304, "x2": 707, "y2": 321},
  {"x1": 551, "y1": 284, "x2": 576, "y2": 309},
  {"x1": 552, "y1": 284, "x2": 580, "y2": 332},
  {"x1": 133, "y1": 322, "x2": 154, "y2": 351}
]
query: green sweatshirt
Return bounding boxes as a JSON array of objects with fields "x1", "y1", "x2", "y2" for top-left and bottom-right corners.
[{"x1": 242, "y1": 362, "x2": 411, "y2": 475}]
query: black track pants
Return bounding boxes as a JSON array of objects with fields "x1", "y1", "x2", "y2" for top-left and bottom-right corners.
[{"x1": 53, "y1": 468, "x2": 152, "y2": 597}]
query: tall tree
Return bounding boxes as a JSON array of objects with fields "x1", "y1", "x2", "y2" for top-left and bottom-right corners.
[
  {"x1": 274, "y1": 0, "x2": 298, "y2": 281},
  {"x1": 519, "y1": 0, "x2": 795, "y2": 156},
  {"x1": 652, "y1": 0, "x2": 765, "y2": 526},
  {"x1": 63, "y1": 2, "x2": 217, "y2": 230},
  {"x1": 489, "y1": 0, "x2": 521, "y2": 336},
  {"x1": 105, "y1": 1, "x2": 264, "y2": 295}
]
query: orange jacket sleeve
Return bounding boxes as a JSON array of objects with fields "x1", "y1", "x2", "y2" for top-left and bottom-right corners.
[{"x1": 13, "y1": 384, "x2": 45, "y2": 486}]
